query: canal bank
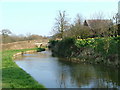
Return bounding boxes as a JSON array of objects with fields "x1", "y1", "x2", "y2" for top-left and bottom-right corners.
[
  {"x1": 2, "y1": 48, "x2": 46, "y2": 88},
  {"x1": 49, "y1": 36, "x2": 120, "y2": 68}
]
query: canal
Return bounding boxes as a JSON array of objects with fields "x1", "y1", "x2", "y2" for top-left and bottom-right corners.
[{"x1": 15, "y1": 50, "x2": 119, "y2": 88}]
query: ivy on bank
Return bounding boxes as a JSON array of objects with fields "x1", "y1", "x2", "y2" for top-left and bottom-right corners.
[{"x1": 49, "y1": 36, "x2": 120, "y2": 68}]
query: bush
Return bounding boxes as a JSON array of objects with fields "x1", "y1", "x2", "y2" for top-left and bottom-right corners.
[
  {"x1": 49, "y1": 38, "x2": 76, "y2": 57},
  {"x1": 36, "y1": 48, "x2": 45, "y2": 52},
  {"x1": 75, "y1": 36, "x2": 119, "y2": 67},
  {"x1": 50, "y1": 36, "x2": 120, "y2": 67},
  {"x1": 48, "y1": 40, "x2": 59, "y2": 49}
]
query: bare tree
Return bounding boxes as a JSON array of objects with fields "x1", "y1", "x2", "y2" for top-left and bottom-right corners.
[
  {"x1": 0, "y1": 29, "x2": 12, "y2": 43},
  {"x1": 53, "y1": 11, "x2": 70, "y2": 39},
  {"x1": 91, "y1": 12, "x2": 105, "y2": 20},
  {"x1": 74, "y1": 14, "x2": 83, "y2": 26},
  {"x1": 1, "y1": 29, "x2": 12, "y2": 36},
  {"x1": 63, "y1": 14, "x2": 90, "y2": 39}
]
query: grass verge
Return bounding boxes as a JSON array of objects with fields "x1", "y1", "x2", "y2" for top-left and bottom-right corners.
[{"x1": 2, "y1": 48, "x2": 46, "y2": 88}]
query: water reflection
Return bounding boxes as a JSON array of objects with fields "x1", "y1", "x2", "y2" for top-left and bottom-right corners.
[{"x1": 15, "y1": 50, "x2": 119, "y2": 88}]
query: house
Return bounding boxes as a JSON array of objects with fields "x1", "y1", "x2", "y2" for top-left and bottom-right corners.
[
  {"x1": 84, "y1": 19, "x2": 113, "y2": 30},
  {"x1": 83, "y1": 19, "x2": 113, "y2": 37}
]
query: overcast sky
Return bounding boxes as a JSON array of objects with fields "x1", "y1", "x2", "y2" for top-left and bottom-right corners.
[{"x1": 0, "y1": 0, "x2": 119, "y2": 36}]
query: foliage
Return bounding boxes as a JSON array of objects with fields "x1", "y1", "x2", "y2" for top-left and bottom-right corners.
[
  {"x1": 63, "y1": 25, "x2": 90, "y2": 39},
  {"x1": 49, "y1": 36, "x2": 119, "y2": 67},
  {"x1": 49, "y1": 38, "x2": 76, "y2": 57},
  {"x1": 2, "y1": 48, "x2": 46, "y2": 88},
  {"x1": 0, "y1": 29, "x2": 48, "y2": 44},
  {"x1": 51, "y1": 11, "x2": 117, "y2": 40},
  {"x1": 1, "y1": 29, "x2": 12, "y2": 36},
  {"x1": 36, "y1": 48, "x2": 45, "y2": 52},
  {"x1": 48, "y1": 40, "x2": 59, "y2": 48},
  {"x1": 75, "y1": 36, "x2": 119, "y2": 66},
  {"x1": 1, "y1": 29, "x2": 12, "y2": 43},
  {"x1": 75, "y1": 36, "x2": 119, "y2": 56}
]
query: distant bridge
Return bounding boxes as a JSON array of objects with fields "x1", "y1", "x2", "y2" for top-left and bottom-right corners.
[{"x1": 35, "y1": 42, "x2": 48, "y2": 48}]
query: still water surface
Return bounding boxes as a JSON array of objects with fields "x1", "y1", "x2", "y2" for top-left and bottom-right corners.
[{"x1": 15, "y1": 50, "x2": 119, "y2": 88}]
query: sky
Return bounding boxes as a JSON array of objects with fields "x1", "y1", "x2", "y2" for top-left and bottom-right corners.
[{"x1": 0, "y1": 0, "x2": 119, "y2": 36}]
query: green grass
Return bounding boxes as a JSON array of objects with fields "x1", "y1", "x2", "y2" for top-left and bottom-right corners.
[
  {"x1": 36, "y1": 48, "x2": 45, "y2": 52},
  {"x1": 2, "y1": 48, "x2": 46, "y2": 88}
]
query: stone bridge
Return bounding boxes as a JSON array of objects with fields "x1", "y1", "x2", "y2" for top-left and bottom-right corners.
[{"x1": 2, "y1": 39, "x2": 49, "y2": 51}]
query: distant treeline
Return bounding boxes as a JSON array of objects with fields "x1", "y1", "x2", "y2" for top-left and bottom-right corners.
[{"x1": 0, "y1": 29, "x2": 48, "y2": 44}]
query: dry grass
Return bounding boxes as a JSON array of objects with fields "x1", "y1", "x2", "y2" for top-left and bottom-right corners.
[{"x1": 2, "y1": 39, "x2": 49, "y2": 51}]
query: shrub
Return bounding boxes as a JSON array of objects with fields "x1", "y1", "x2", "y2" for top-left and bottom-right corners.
[
  {"x1": 49, "y1": 38, "x2": 76, "y2": 57},
  {"x1": 36, "y1": 48, "x2": 45, "y2": 52},
  {"x1": 50, "y1": 36, "x2": 120, "y2": 67}
]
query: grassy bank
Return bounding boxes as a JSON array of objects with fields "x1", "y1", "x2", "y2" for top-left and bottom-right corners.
[
  {"x1": 49, "y1": 36, "x2": 120, "y2": 68},
  {"x1": 2, "y1": 48, "x2": 46, "y2": 88}
]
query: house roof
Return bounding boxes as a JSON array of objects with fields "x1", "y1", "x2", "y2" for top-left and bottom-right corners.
[{"x1": 84, "y1": 19, "x2": 113, "y2": 29}]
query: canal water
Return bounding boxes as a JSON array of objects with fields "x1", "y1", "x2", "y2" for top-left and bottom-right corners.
[{"x1": 15, "y1": 50, "x2": 119, "y2": 88}]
